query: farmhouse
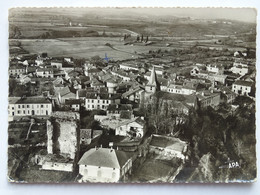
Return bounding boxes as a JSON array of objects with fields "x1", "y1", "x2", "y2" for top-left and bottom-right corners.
[{"x1": 78, "y1": 147, "x2": 133, "y2": 182}]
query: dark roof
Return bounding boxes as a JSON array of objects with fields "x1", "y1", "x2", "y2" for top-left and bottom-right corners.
[
  {"x1": 80, "y1": 129, "x2": 92, "y2": 139},
  {"x1": 77, "y1": 89, "x2": 87, "y2": 98},
  {"x1": 120, "y1": 111, "x2": 132, "y2": 119},
  {"x1": 16, "y1": 97, "x2": 51, "y2": 104},
  {"x1": 65, "y1": 99, "x2": 82, "y2": 105},
  {"x1": 9, "y1": 65, "x2": 25, "y2": 70},
  {"x1": 86, "y1": 93, "x2": 121, "y2": 100},
  {"x1": 154, "y1": 91, "x2": 197, "y2": 105},
  {"x1": 107, "y1": 104, "x2": 133, "y2": 112},
  {"x1": 233, "y1": 80, "x2": 253, "y2": 87}
]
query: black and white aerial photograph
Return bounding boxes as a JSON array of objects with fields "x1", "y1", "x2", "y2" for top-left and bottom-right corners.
[{"x1": 7, "y1": 7, "x2": 256, "y2": 183}]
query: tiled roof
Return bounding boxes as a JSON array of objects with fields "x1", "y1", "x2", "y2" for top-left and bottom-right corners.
[
  {"x1": 78, "y1": 148, "x2": 132, "y2": 168},
  {"x1": 154, "y1": 91, "x2": 197, "y2": 105},
  {"x1": 16, "y1": 97, "x2": 51, "y2": 104},
  {"x1": 122, "y1": 86, "x2": 144, "y2": 97},
  {"x1": 65, "y1": 99, "x2": 82, "y2": 105},
  {"x1": 150, "y1": 135, "x2": 187, "y2": 153},
  {"x1": 107, "y1": 104, "x2": 133, "y2": 112},
  {"x1": 86, "y1": 92, "x2": 121, "y2": 100},
  {"x1": 233, "y1": 80, "x2": 253, "y2": 87}
]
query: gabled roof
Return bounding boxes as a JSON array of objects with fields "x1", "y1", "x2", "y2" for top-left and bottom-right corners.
[
  {"x1": 150, "y1": 135, "x2": 187, "y2": 153},
  {"x1": 122, "y1": 86, "x2": 145, "y2": 98},
  {"x1": 116, "y1": 117, "x2": 145, "y2": 128},
  {"x1": 78, "y1": 148, "x2": 132, "y2": 169},
  {"x1": 233, "y1": 80, "x2": 253, "y2": 87},
  {"x1": 65, "y1": 99, "x2": 81, "y2": 105},
  {"x1": 16, "y1": 97, "x2": 51, "y2": 104},
  {"x1": 154, "y1": 91, "x2": 197, "y2": 106},
  {"x1": 86, "y1": 92, "x2": 121, "y2": 100}
]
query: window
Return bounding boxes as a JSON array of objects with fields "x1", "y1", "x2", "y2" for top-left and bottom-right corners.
[
  {"x1": 88, "y1": 105, "x2": 90, "y2": 108},
  {"x1": 17, "y1": 110, "x2": 20, "y2": 114},
  {"x1": 92, "y1": 100, "x2": 94, "y2": 103},
  {"x1": 92, "y1": 105, "x2": 94, "y2": 108},
  {"x1": 22, "y1": 105, "x2": 25, "y2": 108},
  {"x1": 41, "y1": 105, "x2": 44, "y2": 108},
  {"x1": 97, "y1": 100, "x2": 100, "y2": 103},
  {"x1": 88, "y1": 99, "x2": 90, "y2": 103},
  {"x1": 23, "y1": 110, "x2": 25, "y2": 114},
  {"x1": 103, "y1": 100, "x2": 105, "y2": 104},
  {"x1": 27, "y1": 105, "x2": 30, "y2": 108},
  {"x1": 12, "y1": 107, "x2": 14, "y2": 110},
  {"x1": 107, "y1": 100, "x2": 109, "y2": 104},
  {"x1": 46, "y1": 105, "x2": 48, "y2": 108},
  {"x1": 18, "y1": 105, "x2": 20, "y2": 108}
]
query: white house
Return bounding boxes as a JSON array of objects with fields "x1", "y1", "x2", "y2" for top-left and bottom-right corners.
[
  {"x1": 149, "y1": 135, "x2": 188, "y2": 161},
  {"x1": 51, "y1": 60, "x2": 63, "y2": 69},
  {"x1": 8, "y1": 97, "x2": 52, "y2": 117},
  {"x1": 119, "y1": 63, "x2": 139, "y2": 71},
  {"x1": 206, "y1": 64, "x2": 224, "y2": 74},
  {"x1": 85, "y1": 93, "x2": 121, "y2": 110},
  {"x1": 78, "y1": 148, "x2": 132, "y2": 182},
  {"x1": 230, "y1": 61, "x2": 249, "y2": 76},
  {"x1": 232, "y1": 80, "x2": 253, "y2": 96},
  {"x1": 115, "y1": 117, "x2": 146, "y2": 138},
  {"x1": 36, "y1": 68, "x2": 54, "y2": 78}
]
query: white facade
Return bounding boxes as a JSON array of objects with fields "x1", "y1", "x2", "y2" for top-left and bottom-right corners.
[
  {"x1": 36, "y1": 69, "x2": 54, "y2": 78},
  {"x1": 8, "y1": 102, "x2": 52, "y2": 117},
  {"x1": 206, "y1": 64, "x2": 224, "y2": 74},
  {"x1": 42, "y1": 161, "x2": 73, "y2": 172},
  {"x1": 232, "y1": 82, "x2": 252, "y2": 96},
  {"x1": 116, "y1": 120, "x2": 145, "y2": 138},
  {"x1": 85, "y1": 99, "x2": 112, "y2": 110},
  {"x1": 79, "y1": 164, "x2": 121, "y2": 182},
  {"x1": 119, "y1": 64, "x2": 139, "y2": 71}
]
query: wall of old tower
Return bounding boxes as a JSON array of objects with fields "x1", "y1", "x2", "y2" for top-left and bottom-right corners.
[{"x1": 46, "y1": 112, "x2": 80, "y2": 160}]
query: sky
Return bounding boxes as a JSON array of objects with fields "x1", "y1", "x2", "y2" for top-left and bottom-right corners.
[
  {"x1": 72, "y1": 7, "x2": 257, "y2": 23},
  {"x1": 9, "y1": 7, "x2": 257, "y2": 24}
]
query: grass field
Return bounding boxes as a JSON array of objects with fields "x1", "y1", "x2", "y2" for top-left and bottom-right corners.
[{"x1": 17, "y1": 37, "x2": 186, "y2": 60}]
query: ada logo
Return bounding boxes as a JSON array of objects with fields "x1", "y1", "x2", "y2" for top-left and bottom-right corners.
[{"x1": 229, "y1": 161, "x2": 240, "y2": 168}]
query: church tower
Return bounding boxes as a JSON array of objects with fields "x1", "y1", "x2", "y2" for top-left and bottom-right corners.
[{"x1": 145, "y1": 66, "x2": 160, "y2": 94}]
